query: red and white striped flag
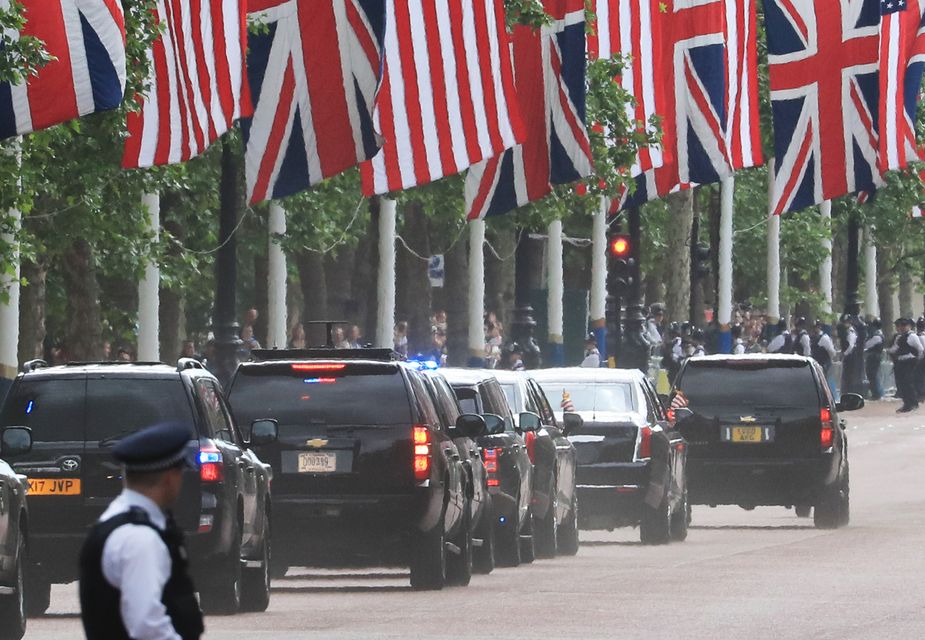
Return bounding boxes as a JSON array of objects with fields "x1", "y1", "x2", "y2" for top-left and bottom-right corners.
[
  {"x1": 122, "y1": 0, "x2": 252, "y2": 168},
  {"x1": 561, "y1": 390, "x2": 576, "y2": 412},
  {"x1": 359, "y1": 0, "x2": 524, "y2": 195},
  {"x1": 879, "y1": 0, "x2": 925, "y2": 173}
]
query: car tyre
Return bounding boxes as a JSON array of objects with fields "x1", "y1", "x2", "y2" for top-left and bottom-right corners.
[
  {"x1": 0, "y1": 536, "x2": 27, "y2": 640},
  {"x1": 495, "y1": 508, "x2": 521, "y2": 568},
  {"x1": 794, "y1": 505, "x2": 812, "y2": 518},
  {"x1": 640, "y1": 498, "x2": 671, "y2": 545},
  {"x1": 446, "y1": 506, "x2": 473, "y2": 587},
  {"x1": 519, "y1": 508, "x2": 536, "y2": 564},
  {"x1": 669, "y1": 491, "x2": 689, "y2": 542},
  {"x1": 472, "y1": 501, "x2": 496, "y2": 575},
  {"x1": 410, "y1": 522, "x2": 446, "y2": 590},
  {"x1": 814, "y1": 480, "x2": 849, "y2": 530},
  {"x1": 23, "y1": 567, "x2": 49, "y2": 618},
  {"x1": 200, "y1": 520, "x2": 243, "y2": 615},
  {"x1": 240, "y1": 521, "x2": 271, "y2": 612},
  {"x1": 556, "y1": 495, "x2": 580, "y2": 556},
  {"x1": 533, "y1": 494, "x2": 558, "y2": 559}
]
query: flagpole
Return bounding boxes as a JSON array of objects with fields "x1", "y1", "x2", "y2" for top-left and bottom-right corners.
[
  {"x1": 137, "y1": 192, "x2": 160, "y2": 362},
  {"x1": 267, "y1": 202, "x2": 288, "y2": 349},
  {"x1": 591, "y1": 197, "x2": 608, "y2": 361},
  {"x1": 468, "y1": 220, "x2": 486, "y2": 365},
  {"x1": 820, "y1": 200, "x2": 833, "y2": 319},
  {"x1": 718, "y1": 176, "x2": 735, "y2": 353},
  {"x1": 0, "y1": 138, "x2": 22, "y2": 396},
  {"x1": 864, "y1": 225, "x2": 879, "y2": 319},
  {"x1": 547, "y1": 219, "x2": 565, "y2": 366},
  {"x1": 376, "y1": 198, "x2": 397, "y2": 350}
]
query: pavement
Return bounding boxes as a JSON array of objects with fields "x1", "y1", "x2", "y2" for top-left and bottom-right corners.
[{"x1": 24, "y1": 400, "x2": 925, "y2": 639}]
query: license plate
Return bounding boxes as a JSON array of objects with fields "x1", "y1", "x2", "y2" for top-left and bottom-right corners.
[
  {"x1": 728, "y1": 426, "x2": 765, "y2": 443},
  {"x1": 297, "y1": 452, "x2": 337, "y2": 473},
  {"x1": 28, "y1": 478, "x2": 81, "y2": 496}
]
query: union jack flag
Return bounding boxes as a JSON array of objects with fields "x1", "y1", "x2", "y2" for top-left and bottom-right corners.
[
  {"x1": 465, "y1": 0, "x2": 593, "y2": 220},
  {"x1": 879, "y1": 0, "x2": 925, "y2": 172},
  {"x1": 765, "y1": 0, "x2": 883, "y2": 215},
  {"x1": 0, "y1": 0, "x2": 126, "y2": 140},
  {"x1": 360, "y1": 0, "x2": 524, "y2": 195},
  {"x1": 241, "y1": 0, "x2": 386, "y2": 204},
  {"x1": 123, "y1": 0, "x2": 251, "y2": 168}
]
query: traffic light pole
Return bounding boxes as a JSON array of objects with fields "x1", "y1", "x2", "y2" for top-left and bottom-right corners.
[
  {"x1": 605, "y1": 220, "x2": 624, "y2": 366},
  {"x1": 621, "y1": 206, "x2": 649, "y2": 372}
]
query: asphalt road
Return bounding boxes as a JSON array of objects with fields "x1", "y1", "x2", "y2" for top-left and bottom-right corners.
[{"x1": 24, "y1": 401, "x2": 925, "y2": 639}]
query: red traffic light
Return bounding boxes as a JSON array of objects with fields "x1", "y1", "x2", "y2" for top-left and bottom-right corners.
[{"x1": 609, "y1": 235, "x2": 631, "y2": 257}]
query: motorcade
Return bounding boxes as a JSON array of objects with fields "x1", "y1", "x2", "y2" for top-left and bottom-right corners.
[
  {"x1": 440, "y1": 369, "x2": 535, "y2": 566},
  {"x1": 492, "y1": 370, "x2": 579, "y2": 557},
  {"x1": 532, "y1": 367, "x2": 688, "y2": 545},
  {"x1": 0, "y1": 426, "x2": 32, "y2": 640},
  {"x1": 419, "y1": 369, "x2": 492, "y2": 579},
  {"x1": 670, "y1": 354, "x2": 859, "y2": 529},
  {"x1": 226, "y1": 349, "x2": 471, "y2": 590},
  {"x1": 0, "y1": 359, "x2": 275, "y2": 615}
]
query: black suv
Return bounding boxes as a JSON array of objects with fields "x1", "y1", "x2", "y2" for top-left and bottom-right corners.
[
  {"x1": 226, "y1": 349, "x2": 471, "y2": 590},
  {"x1": 0, "y1": 426, "x2": 31, "y2": 640},
  {"x1": 441, "y1": 369, "x2": 534, "y2": 567},
  {"x1": 0, "y1": 360, "x2": 276, "y2": 615},
  {"x1": 671, "y1": 354, "x2": 860, "y2": 528}
]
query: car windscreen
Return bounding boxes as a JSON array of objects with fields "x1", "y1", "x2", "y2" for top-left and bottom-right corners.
[
  {"x1": 536, "y1": 382, "x2": 636, "y2": 414},
  {"x1": 0, "y1": 378, "x2": 86, "y2": 442},
  {"x1": 86, "y1": 378, "x2": 196, "y2": 442},
  {"x1": 229, "y1": 364, "x2": 412, "y2": 426},
  {"x1": 676, "y1": 361, "x2": 820, "y2": 410}
]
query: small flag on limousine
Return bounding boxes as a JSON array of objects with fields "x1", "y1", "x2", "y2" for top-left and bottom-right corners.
[{"x1": 561, "y1": 390, "x2": 575, "y2": 412}]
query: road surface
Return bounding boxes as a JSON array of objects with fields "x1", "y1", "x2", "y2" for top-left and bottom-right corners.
[{"x1": 25, "y1": 401, "x2": 925, "y2": 639}]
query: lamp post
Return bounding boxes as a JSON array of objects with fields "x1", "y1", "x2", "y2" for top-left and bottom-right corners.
[
  {"x1": 620, "y1": 206, "x2": 649, "y2": 372},
  {"x1": 511, "y1": 229, "x2": 542, "y2": 369},
  {"x1": 841, "y1": 213, "x2": 866, "y2": 396}
]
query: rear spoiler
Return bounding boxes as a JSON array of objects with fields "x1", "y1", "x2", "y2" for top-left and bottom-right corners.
[{"x1": 250, "y1": 348, "x2": 404, "y2": 362}]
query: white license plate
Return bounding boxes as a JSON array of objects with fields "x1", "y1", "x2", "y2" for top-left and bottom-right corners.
[{"x1": 297, "y1": 452, "x2": 337, "y2": 473}]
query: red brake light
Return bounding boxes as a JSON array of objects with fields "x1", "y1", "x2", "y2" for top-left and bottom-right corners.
[
  {"x1": 820, "y1": 407, "x2": 832, "y2": 423},
  {"x1": 413, "y1": 426, "x2": 431, "y2": 482},
  {"x1": 524, "y1": 431, "x2": 537, "y2": 464},
  {"x1": 291, "y1": 363, "x2": 347, "y2": 372},
  {"x1": 637, "y1": 426, "x2": 652, "y2": 460},
  {"x1": 199, "y1": 445, "x2": 223, "y2": 483},
  {"x1": 483, "y1": 448, "x2": 499, "y2": 485},
  {"x1": 820, "y1": 407, "x2": 834, "y2": 449}
]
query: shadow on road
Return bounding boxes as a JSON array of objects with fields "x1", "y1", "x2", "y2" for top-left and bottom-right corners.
[
  {"x1": 578, "y1": 540, "x2": 642, "y2": 547},
  {"x1": 272, "y1": 585, "x2": 412, "y2": 594},
  {"x1": 37, "y1": 613, "x2": 81, "y2": 619},
  {"x1": 278, "y1": 572, "x2": 406, "y2": 582}
]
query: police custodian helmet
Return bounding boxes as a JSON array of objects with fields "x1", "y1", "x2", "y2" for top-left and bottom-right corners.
[{"x1": 111, "y1": 423, "x2": 196, "y2": 473}]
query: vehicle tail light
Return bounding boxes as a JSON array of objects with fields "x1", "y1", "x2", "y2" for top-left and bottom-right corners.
[
  {"x1": 524, "y1": 431, "x2": 537, "y2": 464},
  {"x1": 413, "y1": 426, "x2": 431, "y2": 482},
  {"x1": 199, "y1": 445, "x2": 223, "y2": 483},
  {"x1": 483, "y1": 448, "x2": 499, "y2": 488},
  {"x1": 666, "y1": 408, "x2": 676, "y2": 424},
  {"x1": 637, "y1": 426, "x2": 652, "y2": 461},
  {"x1": 820, "y1": 407, "x2": 834, "y2": 450},
  {"x1": 291, "y1": 363, "x2": 346, "y2": 372}
]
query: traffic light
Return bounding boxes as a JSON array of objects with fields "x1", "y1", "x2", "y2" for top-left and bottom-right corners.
[
  {"x1": 692, "y1": 242, "x2": 711, "y2": 279},
  {"x1": 608, "y1": 232, "x2": 635, "y2": 297}
]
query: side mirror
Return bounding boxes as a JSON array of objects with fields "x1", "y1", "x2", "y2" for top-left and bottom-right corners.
[
  {"x1": 483, "y1": 413, "x2": 506, "y2": 435},
  {"x1": 671, "y1": 407, "x2": 694, "y2": 424},
  {"x1": 249, "y1": 419, "x2": 279, "y2": 446},
  {"x1": 518, "y1": 412, "x2": 542, "y2": 432},
  {"x1": 1, "y1": 427, "x2": 32, "y2": 458},
  {"x1": 455, "y1": 414, "x2": 487, "y2": 439},
  {"x1": 562, "y1": 412, "x2": 583, "y2": 437},
  {"x1": 835, "y1": 394, "x2": 864, "y2": 413}
]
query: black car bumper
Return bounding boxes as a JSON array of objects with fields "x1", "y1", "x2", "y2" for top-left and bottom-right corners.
[
  {"x1": 576, "y1": 461, "x2": 653, "y2": 530},
  {"x1": 687, "y1": 457, "x2": 838, "y2": 506}
]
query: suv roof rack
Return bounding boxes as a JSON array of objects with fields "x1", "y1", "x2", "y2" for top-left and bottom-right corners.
[
  {"x1": 61, "y1": 361, "x2": 165, "y2": 367},
  {"x1": 177, "y1": 358, "x2": 206, "y2": 372},
  {"x1": 250, "y1": 348, "x2": 404, "y2": 362},
  {"x1": 20, "y1": 359, "x2": 48, "y2": 373}
]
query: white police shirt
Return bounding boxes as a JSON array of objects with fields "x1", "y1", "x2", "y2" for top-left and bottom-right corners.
[{"x1": 99, "y1": 489, "x2": 181, "y2": 640}]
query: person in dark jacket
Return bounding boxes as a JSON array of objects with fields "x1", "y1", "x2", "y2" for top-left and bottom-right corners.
[
  {"x1": 79, "y1": 423, "x2": 203, "y2": 640},
  {"x1": 888, "y1": 318, "x2": 924, "y2": 413},
  {"x1": 811, "y1": 320, "x2": 838, "y2": 399},
  {"x1": 864, "y1": 317, "x2": 885, "y2": 400}
]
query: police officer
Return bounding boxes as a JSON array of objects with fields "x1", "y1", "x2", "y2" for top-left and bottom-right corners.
[
  {"x1": 79, "y1": 423, "x2": 204, "y2": 640},
  {"x1": 767, "y1": 318, "x2": 793, "y2": 354},
  {"x1": 661, "y1": 323, "x2": 683, "y2": 384},
  {"x1": 811, "y1": 320, "x2": 838, "y2": 398},
  {"x1": 839, "y1": 314, "x2": 860, "y2": 397},
  {"x1": 646, "y1": 303, "x2": 665, "y2": 350},
  {"x1": 864, "y1": 317, "x2": 885, "y2": 400},
  {"x1": 916, "y1": 317, "x2": 925, "y2": 401},
  {"x1": 731, "y1": 324, "x2": 746, "y2": 355},
  {"x1": 794, "y1": 317, "x2": 811, "y2": 357},
  {"x1": 888, "y1": 318, "x2": 924, "y2": 413},
  {"x1": 581, "y1": 334, "x2": 601, "y2": 368}
]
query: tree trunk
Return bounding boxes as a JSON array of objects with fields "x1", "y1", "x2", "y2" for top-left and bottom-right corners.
[
  {"x1": 296, "y1": 251, "x2": 328, "y2": 346},
  {"x1": 159, "y1": 287, "x2": 182, "y2": 361},
  {"x1": 690, "y1": 195, "x2": 706, "y2": 326},
  {"x1": 18, "y1": 258, "x2": 46, "y2": 363},
  {"x1": 664, "y1": 190, "x2": 694, "y2": 324},
  {"x1": 485, "y1": 224, "x2": 516, "y2": 330},
  {"x1": 253, "y1": 253, "x2": 269, "y2": 347},
  {"x1": 396, "y1": 202, "x2": 432, "y2": 353},
  {"x1": 899, "y1": 267, "x2": 914, "y2": 319},
  {"x1": 355, "y1": 200, "x2": 379, "y2": 339},
  {"x1": 62, "y1": 239, "x2": 103, "y2": 361},
  {"x1": 325, "y1": 246, "x2": 356, "y2": 322},
  {"x1": 877, "y1": 246, "x2": 895, "y2": 341},
  {"x1": 832, "y1": 225, "x2": 847, "y2": 313},
  {"x1": 443, "y1": 232, "x2": 468, "y2": 366}
]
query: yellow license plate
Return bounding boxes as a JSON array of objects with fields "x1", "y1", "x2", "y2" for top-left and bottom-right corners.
[
  {"x1": 730, "y1": 426, "x2": 763, "y2": 443},
  {"x1": 298, "y1": 452, "x2": 336, "y2": 473},
  {"x1": 28, "y1": 478, "x2": 81, "y2": 496}
]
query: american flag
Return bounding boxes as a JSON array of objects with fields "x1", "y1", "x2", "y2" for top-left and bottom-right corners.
[
  {"x1": 359, "y1": 0, "x2": 524, "y2": 195},
  {"x1": 123, "y1": 0, "x2": 251, "y2": 168},
  {"x1": 465, "y1": 0, "x2": 593, "y2": 220},
  {"x1": 561, "y1": 390, "x2": 575, "y2": 412},
  {"x1": 0, "y1": 0, "x2": 126, "y2": 140},
  {"x1": 241, "y1": 0, "x2": 386, "y2": 204},
  {"x1": 587, "y1": 0, "x2": 667, "y2": 175},
  {"x1": 765, "y1": 0, "x2": 883, "y2": 216},
  {"x1": 879, "y1": 0, "x2": 925, "y2": 172}
]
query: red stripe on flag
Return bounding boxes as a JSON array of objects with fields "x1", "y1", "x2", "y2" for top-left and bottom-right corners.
[
  {"x1": 467, "y1": 156, "x2": 501, "y2": 220},
  {"x1": 151, "y1": 19, "x2": 174, "y2": 166},
  {"x1": 393, "y1": 1, "x2": 430, "y2": 188},
  {"x1": 346, "y1": 0, "x2": 381, "y2": 70},
  {"x1": 252, "y1": 60, "x2": 297, "y2": 204},
  {"x1": 211, "y1": 0, "x2": 235, "y2": 128},
  {"x1": 190, "y1": 0, "x2": 217, "y2": 141},
  {"x1": 550, "y1": 44, "x2": 593, "y2": 165},
  {"x1": 492, "y1": 0, "x2": 523, "y2": 142},
  {"x1": 237, "y1": 0, "x2": 253, "y2": 117},
  {"x1": 472, "y1": 0, "x2": 503, "y2": 153},
  {"x1": 421, "y1": 1, "x2": 456, "y2": 178},
  {"x1": 450, "y1": 0, "x2": 482, "y2": 161},
  {"x1": 774, "y1": 121, "x2": 815, "y2": 216},
  {"x1": 517, "y1": 26, "x2": 550, "y2": 202},
  {"x1": 683, "y1": 54, "x2": 729, "y2": 167},
  {"x1": 24, "y1": 4, "x2": 78, "y2": 131},
  {"x1": 163, "y1": 0, "x2": 194, "y2": 160},
  {"x1": 122, "y1": 102, "x2": 145, "y2": 167}
]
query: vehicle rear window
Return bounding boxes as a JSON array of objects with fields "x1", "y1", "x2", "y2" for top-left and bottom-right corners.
[
  {"x1": 229, "y1": 365, "x2": 412, "y2": 426},
  {"x1": 0, "y1": 379, "x2": 85, "y2": 442},
  {"x1": 86, "y1": 379, "x2": 196, "y2": 442},
  {"x1": 501, "y1": 384, "x2": 517, "y2": 411},
  {"x1": 536, "y1": 382, "x2": 635, "y2": 414},
  {"x1": 677, "y1": 361, "x2": 820, "y2": 410}
]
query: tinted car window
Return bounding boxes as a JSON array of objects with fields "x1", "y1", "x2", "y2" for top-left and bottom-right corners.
[
  {"x1": 529, "y1": 381, "x2": 557, "y2": 426},
  {"x1": 230, "y1": 365, "x2": 412, "y2": 426},
  {"x1": 407, "y1": 371, "x2": 440, "y2": 429},
  {"x1": 431, "y1": 378, "x2": 461, "y2": 426},
  {"x1": 537, "y1": 383, "x2": 635, "y2": 413},
  {"x1": 452, "y1": 387, "x2": 480, "y2": 415},
  {"x1": 86, "y1": 378, "x2": 196, "y2": 441},
  {"x1": 196, "y1": 379, "x2": 236, "y2": 443},
  {"x1": 677, "y1": 361, "x2": 821, "y2": 410},
  {"x1": 0, "y1": 379, "x2": 86, "y2": 442}
]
